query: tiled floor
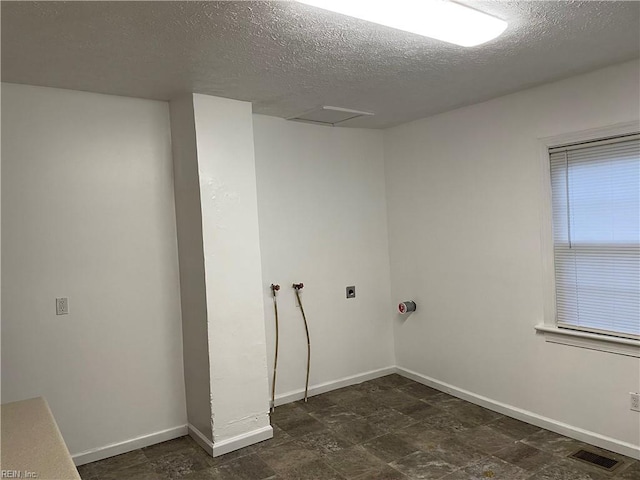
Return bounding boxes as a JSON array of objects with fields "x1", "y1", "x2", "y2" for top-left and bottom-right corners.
[{"x1": 78, "y1": 374, "x2": 638, "y2": 480}]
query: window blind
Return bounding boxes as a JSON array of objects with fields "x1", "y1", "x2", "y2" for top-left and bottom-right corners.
[{"x1": 549, "y1": 134, "x2": 640, "y2": 339}]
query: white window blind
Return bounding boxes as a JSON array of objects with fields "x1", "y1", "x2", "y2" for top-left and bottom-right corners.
[{"x1": 549, "y1": 134, "x2": 640, "y2": 339}]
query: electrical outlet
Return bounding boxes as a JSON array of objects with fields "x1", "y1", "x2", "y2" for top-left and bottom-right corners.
[
  {"x1": 631, "y1": 392, "x2": 640, "y2": 412},
  {"x1": 56, "y1": 297, "x2": 69, "y2": 315}
]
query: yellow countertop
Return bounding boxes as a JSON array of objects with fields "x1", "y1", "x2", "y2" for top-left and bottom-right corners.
[{"x1": 1, "y1": 397, "x2": 80, "y2": 480}]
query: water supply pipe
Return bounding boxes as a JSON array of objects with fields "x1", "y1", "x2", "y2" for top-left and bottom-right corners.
[
  {"x1": 270, "y1": 284, "x2": 280, "y2": 412},
  {"x1": 292, "y1": 283, "x2": 311, "y2": 402}
]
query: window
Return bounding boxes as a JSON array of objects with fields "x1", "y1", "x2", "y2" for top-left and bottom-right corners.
[{"x1": 549, "y1": 134, "x2": 639, "y2": 340}]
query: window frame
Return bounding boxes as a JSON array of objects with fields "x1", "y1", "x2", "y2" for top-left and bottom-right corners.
[{"x1": 536, "y1": 121, "x2": 640, "y2": 357}]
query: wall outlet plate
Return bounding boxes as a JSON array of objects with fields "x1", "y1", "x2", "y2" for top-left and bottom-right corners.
[
  {"x1": 631, "y1": 392, "x2": 640, "y2": 412},
  {"x1": 346, "y1": 286, "x2": 356, "y2": 299},
  {"x1": 56, "y1": 297, "x2": 69, "y2": 315}
]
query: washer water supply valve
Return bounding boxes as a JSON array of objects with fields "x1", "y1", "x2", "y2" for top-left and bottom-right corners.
[{"x1": 398, "y1": 301, "x2": 417, "y2": 314}]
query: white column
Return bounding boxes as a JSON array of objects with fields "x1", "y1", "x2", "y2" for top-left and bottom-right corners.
[
  {"x1": 170, "y1": 94, "x2": 272, "y2": 456},
  {"x1": 170, "y1": 95, "x2": 214, "y2": 444}
]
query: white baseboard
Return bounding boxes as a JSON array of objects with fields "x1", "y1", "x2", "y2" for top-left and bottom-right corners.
[
  {"x1": 188, "y1": 424, "x2": 214, "y2": 456},
  {"x1": 189, "y1": 423, "x2": 273, "y2": 458},
  {"x1": 211, "y1": 425, "x2": 273, "y2": 457},
  {"x1": 274, "y1": 366, "x2": 396, "y2": 406},
  {"x1": 75, "y1": 366, "x2": 637, "y2": 467},
  {"x1": 72, "y1": 425, "x2": 188, "y2": 466},
  {"x1": 72, "y1": 367, "x2": 393, "y2": 466},
  {"x1": 396, "y1": 367, "x2": 640, "y2": 460}
]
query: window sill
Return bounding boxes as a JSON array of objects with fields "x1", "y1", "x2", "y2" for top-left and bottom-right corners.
[{"x1": 535, "y1": 324, "x2": 640, "y2": 358}]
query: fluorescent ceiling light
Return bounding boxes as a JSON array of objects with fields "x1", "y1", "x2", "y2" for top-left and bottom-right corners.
[{"x1": 296, "y1": 0, "x2": 508, "y2": 47}]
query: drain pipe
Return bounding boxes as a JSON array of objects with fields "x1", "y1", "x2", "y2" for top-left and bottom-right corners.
[
  {"x1": 270, "y1": 284, "x2": 280, "y2": 412},
  {"x1": 292, "y1": 283, "x2": 311, "y2": 402}
]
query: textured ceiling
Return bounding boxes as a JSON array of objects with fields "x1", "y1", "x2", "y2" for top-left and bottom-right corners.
[{"x1": 2, "y1": 1, "x2": 639, "y2": 128}]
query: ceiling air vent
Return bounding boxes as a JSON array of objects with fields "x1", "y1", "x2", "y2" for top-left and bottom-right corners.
[
  {"x1": 288, "y1": 106, "x2": 374, "y2": 126},
  {"x1": 568, "y1": 449, "x2": 622, "y2": 472}
]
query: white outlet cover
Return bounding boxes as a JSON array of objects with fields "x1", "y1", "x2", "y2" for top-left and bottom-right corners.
[
  {"x1": 56, "y1": 297, "x2": 69, "y2": 315},
  {"x1": 631, "y1": 392, "x2": 640, "y2": 412}
]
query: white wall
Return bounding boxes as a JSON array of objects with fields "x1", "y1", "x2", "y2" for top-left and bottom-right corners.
[
  {"x1": 3, "y1": 58, "x2": 637, "y2": 463},
  {"x1": 170, "y1": 96, "x2": 213, "y2": 442},
  {"x1": 192, "y1": 95, "x2": 272, "y2": 444},
  {"x1": 384, "y1": 60, "x2": 640, "y2": 450},
  {"x1": 253, "y1": 115, "x2": 395, "y2": 400},
  {"x1": 1, "y1": 83, "x2": 187, "y2": 456}
]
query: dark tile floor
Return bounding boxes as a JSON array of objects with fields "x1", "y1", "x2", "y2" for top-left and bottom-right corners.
[{"x1": 78, "y1": 374, "x2": 638, "y2": 480}]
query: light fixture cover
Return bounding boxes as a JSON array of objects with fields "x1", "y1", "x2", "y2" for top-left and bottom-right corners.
[{"x1": 296, "y1": 0, "x2": 507, "y2": 47}]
